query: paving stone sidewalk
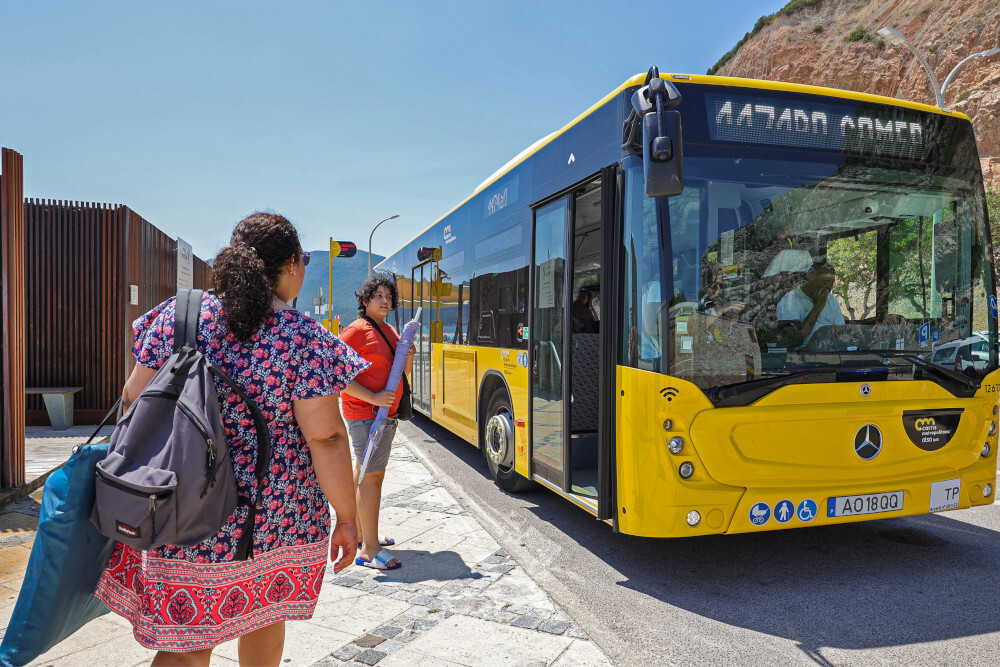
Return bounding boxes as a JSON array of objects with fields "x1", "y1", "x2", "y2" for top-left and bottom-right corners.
[{"x1": 0, "y1": 427, "x2": 610, "y2": 666}]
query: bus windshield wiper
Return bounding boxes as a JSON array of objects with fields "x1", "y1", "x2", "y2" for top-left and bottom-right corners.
[
  {"x1": 708, "y1": 362, "x2": 891, "y2": 408},
  {"x1": 808, "y1": 349, "x2": 980, "y2": 395}
]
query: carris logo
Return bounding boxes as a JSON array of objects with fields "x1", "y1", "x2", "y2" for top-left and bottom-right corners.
[{"x1": 915, "y1": 418, "x2": 936, "y2": 430}]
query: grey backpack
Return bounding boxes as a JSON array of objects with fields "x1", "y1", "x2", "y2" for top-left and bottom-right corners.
[{"x1": 91, "y1": 289, "x2": 270, "y2": 559}]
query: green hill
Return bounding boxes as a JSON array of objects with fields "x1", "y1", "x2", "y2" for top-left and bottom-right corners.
[{"x1": 295, "y1": 249, "x2": 385, "y2": 327}]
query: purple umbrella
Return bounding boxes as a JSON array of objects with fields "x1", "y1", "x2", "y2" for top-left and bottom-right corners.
[{"x1": 358, "y1": 308, "x2": 421, "y2": 483}]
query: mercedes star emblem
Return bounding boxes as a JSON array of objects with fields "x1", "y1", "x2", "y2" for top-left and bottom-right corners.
[
  {"x1": 854, "y1": 424, "x2": 883, "y2": 460},
  {"x1": 860, "y1": 383, "x2": 872, "y2": 397}
]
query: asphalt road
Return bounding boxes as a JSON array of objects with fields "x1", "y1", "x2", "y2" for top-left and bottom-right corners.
[{"x1": 400, "y1": 416, "x2": 1000, "y2": 666}]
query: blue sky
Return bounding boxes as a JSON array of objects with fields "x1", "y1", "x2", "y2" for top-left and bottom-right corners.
[{"x1": 0, "y1": 1, "x2": 784, "y2": 260}]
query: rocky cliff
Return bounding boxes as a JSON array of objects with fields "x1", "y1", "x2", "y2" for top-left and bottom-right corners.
[{"x1": 713, "y1": 0, "x2": 1000, "y2": 190}]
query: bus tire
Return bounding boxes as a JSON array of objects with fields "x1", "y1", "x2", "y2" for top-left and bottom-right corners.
[{"x1": 483, "y1": 389, "x2": 535, "y2": 493}]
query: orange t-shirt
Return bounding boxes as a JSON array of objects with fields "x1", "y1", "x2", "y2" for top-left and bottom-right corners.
[{"x1": 339, "y1": 318, "x2": 404, "y2": 420}]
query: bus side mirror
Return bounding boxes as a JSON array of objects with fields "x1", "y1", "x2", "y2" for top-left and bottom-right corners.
[
  {"x1": 642, "y1": 110, "x2": 683, "y2": 197},
  {"x1": 631, "y1": 72, "x2": 684, "y2": 197}
]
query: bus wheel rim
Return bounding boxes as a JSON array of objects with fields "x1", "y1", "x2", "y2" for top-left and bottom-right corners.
[{"x1": 486, "y1": 410, "x2": 514, "y2": 469}]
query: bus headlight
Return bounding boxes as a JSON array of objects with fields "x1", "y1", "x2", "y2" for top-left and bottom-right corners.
[
  {"x1": 982, "y1": 443, "x2": 991, "y2": 457},
  {"x1": 993, "y1": 404, "x2": 999, "y2": 416},
  {"x1": 679, "y1": 462, "x2": 694, "y2": 479},
  {"x1": 663, "y1": 419, "x2": 674, "y2": 431},
  {"x1": 668, "y1": 437, "x2": 684, "y2": 454},
  {"x1": 984, "y1": 483, "x2": 993, "y2": 498},
  {"x1": 990, "y1": 422, "x2": 997, "y2": 436},
  {"x1": 686, "y1": 510, "x2": 701, "y2": 526}
]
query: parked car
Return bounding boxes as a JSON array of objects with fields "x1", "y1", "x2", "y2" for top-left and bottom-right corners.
[{"x1": 928, "y1": 336, "x2": 990, "y2": 377}]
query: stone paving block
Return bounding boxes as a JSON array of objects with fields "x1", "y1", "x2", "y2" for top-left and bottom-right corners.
[
  {"x1": 354, "y1": 648, "x2": 387, "y2": 665},
  {"x1": 511, "y1": 614, "x2": 542, "y2": 630},
  {"x1": 409, "y1": 594, "x2": 435, "y2": 606},
  {"x1": 486, "y1": 563, "x2": 514, "y2": 574},
  {"x1": 355, "y1": 634, "x2": 387, "y2": 648},
  {"x1": 539, "y1": 619, "x2": 570, "y2": 635},
  {"x1": 354, "y1": 579, "x2": 378, "y2": 592},
  {"x1": 506, "y1": 604, "x2": 533, "y2": 616},
  {"x1": 389, "y1": 590, "x2": 415, "y2": 601},
  {"x1": 372, "y1": 625, "x2": 402, "y2": 639},
  {"x1": 568, "y1": 625, "x2": 590, "y2": 639},
  {"x1": 372, "y1": 586, "x2": 397, "y2": 597},
  {"x1": 332, "y1": 644, "x2": 363, "y2": 661},
  {"x1": 393, "y1": 629, "x2": 419, "y2": 643},
  {"x1": 334, "y1": 576, "x2": 362, "y2": 588}
]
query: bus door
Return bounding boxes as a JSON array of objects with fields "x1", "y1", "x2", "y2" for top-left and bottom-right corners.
[
  {"x1": 531, "y1": 173, "x2": 613, "y2": 516},
  {"x1": 410, "y1": 257, "x2": 439, "y2": 416}
]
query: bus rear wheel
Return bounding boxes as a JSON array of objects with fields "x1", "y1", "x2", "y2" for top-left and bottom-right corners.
[{"x1": 483, "y1": 389, "x2": 535, "y2": 493}]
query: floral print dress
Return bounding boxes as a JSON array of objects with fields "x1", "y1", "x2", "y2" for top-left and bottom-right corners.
[{"x1": 95, "y1": 293, "x2": 368, "y2": 651}]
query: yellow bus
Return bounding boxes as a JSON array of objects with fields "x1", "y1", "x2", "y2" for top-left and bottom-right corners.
[{"x1": 376, "y1": 68, "x2": 999, "y2": 537}]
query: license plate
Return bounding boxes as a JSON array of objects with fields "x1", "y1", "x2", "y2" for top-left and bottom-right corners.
[{"x1": 827, "y1": 491, "x2": 904, "y2": 517}]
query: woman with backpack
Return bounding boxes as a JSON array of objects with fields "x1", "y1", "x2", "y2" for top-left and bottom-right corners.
[
  {"x1": 339, "y1": 274, "x2": 413, "y2": 571},
  {"x1": 94, "y1": 213, "x2": 367, "y2": 666}
]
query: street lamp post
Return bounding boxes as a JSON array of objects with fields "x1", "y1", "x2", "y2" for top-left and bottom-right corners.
[
  {"x1": 368, "y1": 214, "x2": 400, "y2": 276},
  {"x1": 877, "y1": 26, "x2": 1000, "y2": 110}
]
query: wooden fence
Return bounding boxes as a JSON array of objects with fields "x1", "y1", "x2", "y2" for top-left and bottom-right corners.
[{"x1": 24, "y1": 200, "x2": 212, "y2": 425}]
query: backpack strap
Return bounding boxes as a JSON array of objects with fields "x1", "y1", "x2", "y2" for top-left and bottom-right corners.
[
  {"x1": 174, "y1": 288, "x2": 204, "y2": 351},
  {"x1": 363, "y1": 315, "x2": 396, "y2": 354},
  {"x1": 206, "y1": 362, "x2": 271, "y2": 561}
]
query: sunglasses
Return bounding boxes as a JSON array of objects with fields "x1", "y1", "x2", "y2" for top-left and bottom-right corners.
[{"x1": 301, "y1": 250, "x2": 311, "y2": 267}]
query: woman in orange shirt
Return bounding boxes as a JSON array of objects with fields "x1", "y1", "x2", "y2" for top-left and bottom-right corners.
[{"x1": 340, "y1": 275, "x2": 413, "y2": 570}]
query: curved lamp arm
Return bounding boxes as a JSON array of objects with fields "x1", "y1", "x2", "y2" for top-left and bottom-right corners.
[
  {"x1": 877, "y1": 27, "x2": 944, "y2": 107},
  {"x1": 368, "y1": 215, "x2": 400, "y2": 276},
  {"x1": 941, "y1": 48, "x2": 1000, "y2": 105}
]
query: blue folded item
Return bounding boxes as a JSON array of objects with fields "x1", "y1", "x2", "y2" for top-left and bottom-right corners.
[{"x1": 0, "y1": 440, "x2": 116, "y2": 666}]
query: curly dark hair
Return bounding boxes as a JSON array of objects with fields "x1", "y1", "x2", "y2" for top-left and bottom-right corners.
[
  {"x1": 211, "y1": 212, "x2": 301, "y2": 341},
  {"x1": 356, "y1": 274, "x2": 399, "y2": 319}
]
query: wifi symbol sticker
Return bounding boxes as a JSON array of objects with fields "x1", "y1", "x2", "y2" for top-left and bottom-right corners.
[{"x1": 659, "y1": 387, "x2": 679, "y2": 401}]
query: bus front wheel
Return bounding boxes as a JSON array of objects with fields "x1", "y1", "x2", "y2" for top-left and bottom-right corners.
[{"x1": 483, "y1": 389, "x2": 535, "y2": 493}]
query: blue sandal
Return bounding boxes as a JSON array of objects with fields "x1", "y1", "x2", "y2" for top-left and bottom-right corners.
[{"x1": 356, "y1": 549, "x2": 402, "y2": 570}]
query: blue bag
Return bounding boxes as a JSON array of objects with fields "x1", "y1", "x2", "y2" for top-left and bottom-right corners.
[{"x1": 0, "y1": 407, "x2": 118, "y2": 667}]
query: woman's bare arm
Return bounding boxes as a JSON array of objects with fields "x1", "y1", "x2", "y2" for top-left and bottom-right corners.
[
  {"x1": 342, "y1": 381, "x2": 395, "y2": 407},
  {"x1": 122, "y1": 363, "x2": 158, "y2": 410},
  {"x1": 293, "y1": 394, "x2": 358, "y2": 572}
]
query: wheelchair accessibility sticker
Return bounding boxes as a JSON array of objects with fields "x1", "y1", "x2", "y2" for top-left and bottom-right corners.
[
  {"x1": 797, "y1": 499, "x2": 817, "y2": 522},
  {"x1": 749, "y1": 502, "x2": 770, "y2": 526}
]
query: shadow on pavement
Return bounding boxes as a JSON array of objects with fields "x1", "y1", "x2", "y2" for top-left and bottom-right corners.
[
  {"x1": 406, "y1": 415, "x2": 1000, "y2": 656},
  {"x1": 366, "y1": 548, "x2": 477, "y2": 585}
]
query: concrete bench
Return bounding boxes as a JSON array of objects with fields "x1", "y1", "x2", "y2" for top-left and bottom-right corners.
[{"x1": 26, "y1": 387, "x2": 84, "y2": 431}]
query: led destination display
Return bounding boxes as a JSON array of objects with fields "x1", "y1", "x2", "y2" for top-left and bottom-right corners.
[{"x1": 705, "y1": 92, "x2": 927, "y2": 159}]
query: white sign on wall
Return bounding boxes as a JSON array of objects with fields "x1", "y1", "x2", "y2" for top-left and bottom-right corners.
[{"x1": 177, "y1": 237, "x2": 194, "y2": 291}]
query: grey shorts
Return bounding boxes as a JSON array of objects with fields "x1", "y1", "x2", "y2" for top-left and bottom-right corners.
[{"x1": 347, "y1": 418, "x2": 398, "y2": 473}]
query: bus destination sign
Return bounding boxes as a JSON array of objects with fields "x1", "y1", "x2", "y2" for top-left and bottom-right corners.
[{"x1": 705, "y1": 93, "x2": 926, "y2": 159}]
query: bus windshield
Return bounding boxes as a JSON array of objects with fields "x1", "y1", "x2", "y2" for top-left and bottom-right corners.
[{"x1": 623, "y1": 148, "x2": 996, "y2": 401}]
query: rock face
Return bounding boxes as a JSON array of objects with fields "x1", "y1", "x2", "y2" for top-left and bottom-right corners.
[{"x1": 714, "y1": 0, "x2": 1000, "y2": 190}]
